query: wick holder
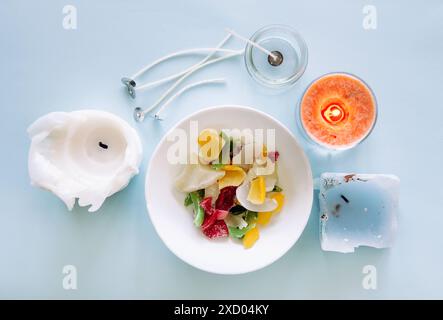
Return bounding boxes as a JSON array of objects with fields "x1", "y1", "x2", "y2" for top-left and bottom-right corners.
[{"x1": 121, "y1": 77, "x2": 137, "y2": 98}]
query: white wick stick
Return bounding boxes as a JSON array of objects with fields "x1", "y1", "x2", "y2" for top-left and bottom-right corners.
[
  {"x1": 225, "y1": 28, "x2": 277, "y2": 59},
  {"x1": 154, "y1": 78, "x2": 226, "y2": 120},
  {"x1": 133, "y1": 48, "x2": 242, "y2": 91},
  {"x1": 140, "y1": 51, "x2": 241, "y2": 116},
  {"x1": 132, "y1": 33, "x2": 232, "y2": 86}
]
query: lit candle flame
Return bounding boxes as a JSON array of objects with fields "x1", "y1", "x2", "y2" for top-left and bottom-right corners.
[{"x1": 321, "y1": 103, "x2": 346, "y2": 125}]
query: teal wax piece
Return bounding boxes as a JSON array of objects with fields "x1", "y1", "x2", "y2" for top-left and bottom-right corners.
[{"x1": 319, "y1": 173, "x2": 400, "y2": 253}]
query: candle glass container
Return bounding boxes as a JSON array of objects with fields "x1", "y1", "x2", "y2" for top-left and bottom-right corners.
[
  {"x1": 244, "y1": 24, "x2": 308, "y2": 89},
  {"x1": 298, "y1": 72, "x2": 378, "y2": 151}
]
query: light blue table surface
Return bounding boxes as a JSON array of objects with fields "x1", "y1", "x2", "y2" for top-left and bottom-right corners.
[{"x1": 1, "y1": 0, "x2": 442, "y2": 299}]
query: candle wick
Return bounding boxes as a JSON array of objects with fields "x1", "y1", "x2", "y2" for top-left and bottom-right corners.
[
  {"x1": 99, "y1": 142, "x2": 108, "y2": 149},
  {"x1": 225, "y1": 28, "x2": 277, "y2": 59}
]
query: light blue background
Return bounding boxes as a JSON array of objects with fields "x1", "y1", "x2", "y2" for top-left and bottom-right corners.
[{"x1": 1, "y1": 0, "x2": 442, "y2": 299}]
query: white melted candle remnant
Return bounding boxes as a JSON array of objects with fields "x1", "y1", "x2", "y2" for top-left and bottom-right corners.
[
  {"x1": 27, "y1": 110, "x2": 143, "y2": 212},
  {"x1": 319, "y1": 173, "x2": 400, "y2": 253}
]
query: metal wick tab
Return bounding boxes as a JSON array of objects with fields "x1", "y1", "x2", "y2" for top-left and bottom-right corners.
[
  {"x1": 268, "y1": 51, "x2": 283, "y2": 66},
  {"x1": 121, "y1": 77, "x2": 137, "y2": 98},
  {"x1": 133, "y1": 107, "x2": 145, "y2": 122}
]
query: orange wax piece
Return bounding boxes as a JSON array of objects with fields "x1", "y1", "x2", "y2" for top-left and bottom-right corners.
[{"x1": 300, "y1": 73, "x2": 377, "y2": 149}]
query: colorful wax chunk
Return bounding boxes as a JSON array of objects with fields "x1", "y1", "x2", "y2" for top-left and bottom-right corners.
[{"x1": 319, "y1": 173, "x2": 399, "y2": 253}]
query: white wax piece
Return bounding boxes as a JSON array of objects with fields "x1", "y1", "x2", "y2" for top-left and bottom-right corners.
[
  {"x1": 28, "y1": 110, "x2": 143, "y2": 212},
  {"x1": 319, "y1": 173, "x2": 400, "y2": 253}
]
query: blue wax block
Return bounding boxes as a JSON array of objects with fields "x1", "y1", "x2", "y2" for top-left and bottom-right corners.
[{"x1": 319, "y1": 173, "x2": 400, "y2": 253}]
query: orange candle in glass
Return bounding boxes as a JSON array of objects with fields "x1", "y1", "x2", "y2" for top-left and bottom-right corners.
[{"x1": 300, "y1": 73, "x2": 377, "y2": 150}]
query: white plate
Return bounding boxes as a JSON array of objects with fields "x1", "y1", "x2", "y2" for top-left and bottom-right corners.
[{"x1": 145, "y1": 105, "x2": 313, "y2": 274}]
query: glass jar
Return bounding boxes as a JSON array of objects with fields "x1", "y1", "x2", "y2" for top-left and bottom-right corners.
[
  {"x1": 244, "y1": 24, "x2": 308, "y2": 88},
  {"x1": 298, "y1": 72, "x2": 378, "y2": 150}
]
